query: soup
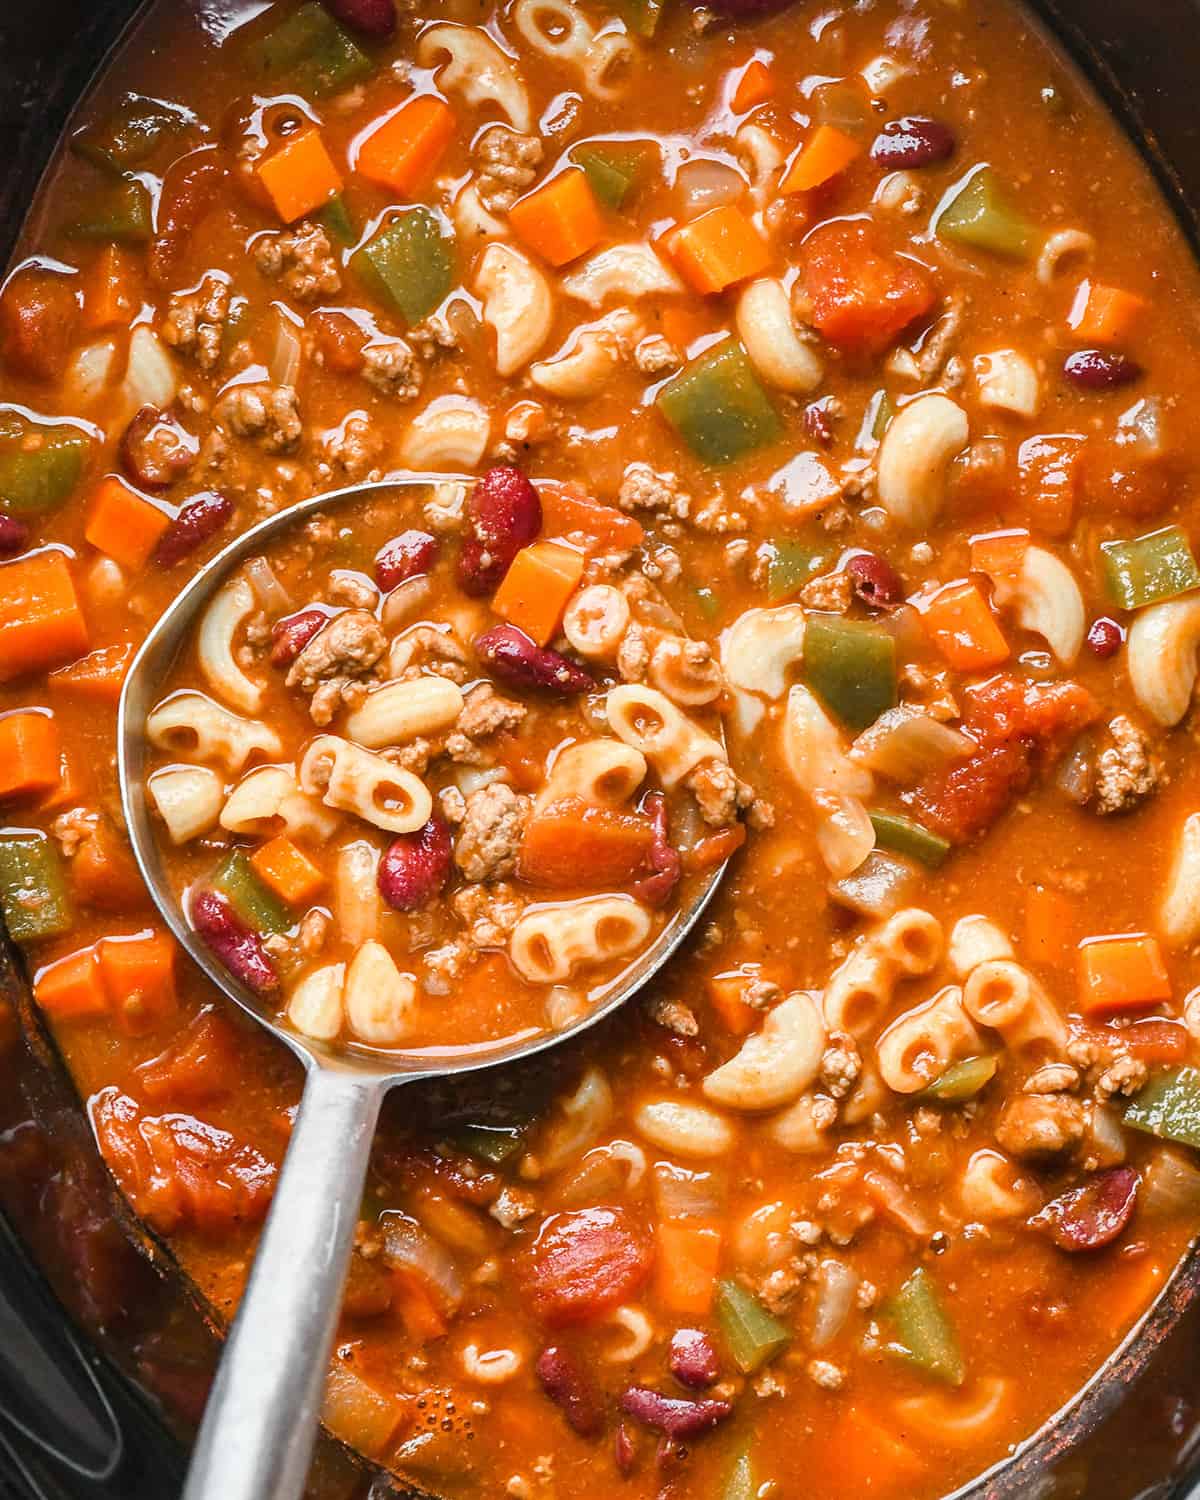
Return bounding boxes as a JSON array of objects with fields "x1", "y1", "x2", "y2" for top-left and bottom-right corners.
[{"x1": 2, "y1": 0, "x2": 1200, "y2": 1493}]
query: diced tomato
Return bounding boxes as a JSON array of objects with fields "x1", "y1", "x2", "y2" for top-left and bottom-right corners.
[
  {"x1": 1081, "y1": 1019, "x2": 1190, "y2": 1065},
  {"x1": 137, "y1": 1007, "x2": 241, "y2": 1107},
  {"x1": 309, "y1": 309, "x2": 366, "y2": 374},
  {"x1": 522, "y1": 1207, "x2": 653, "y2": 1326},
  {"x1": 799, "y1": 220, "x2": 937, "y2": 357},
  {"x1": 0, "y1": 266, "x2": 80, "y2": 382},
  {"x1": 1017, "y1": 435, "x2": 1084, "y2": 537},
  {"x1": 910, "y1": 739, "x2": 1032, "y2": 844},
  {"x1": 91, "y1": 1087, "x2": 275, "y2": 1237}
]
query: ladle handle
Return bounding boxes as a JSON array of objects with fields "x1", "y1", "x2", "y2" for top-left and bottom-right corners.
[{"x1": 181, "y1": 1066, "x2": 386, "y2": 1500}]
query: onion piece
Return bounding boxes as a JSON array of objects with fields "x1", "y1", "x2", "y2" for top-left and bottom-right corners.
[
  {"x1": 538, "y1": 1067, "x2": 613, "y2": 1173},
  {"x1": 1117, "y1": 396, "x2": 1165, "y2": 461},
  {"x1": 244, "y1": 555, "x2": 292, "y2": 614},
  {"x1": 122, "y1": 326, "x2": 178, "y2": 415},
  {"x1": 829, "y1": 849, "x2": 917, "y2": 918},
  {"x1": 1086, "y1": 1103, "x2": 1128, "y2": 1168},
  {"x1": 813, "y1": 789, "x2": 876, "y2": 879},
  {"x1": 851, "y1": 706, "x2": 974, "y2": 783},
  {"x1": 676, "y1": 157, "x2": 746, "y2": 215},
  {"x1": 1140, "y1": 1146, "x2": 1200, "y2": 1218},
  {"x1": 268, "y1": 306, "x2": 303, "y2": 387},
  {"x1": 322, "y1": 1364, "x2": 403, "y2": 1456},
  {"x1": 380, "y1": 1211, "x2": 463, "y2": 1310},
  {"x1": 809, "y1": 1258, "x2": 859, "y2": 1350},
  {"x1": 652, "y1": 1162, "x2": 724, "y2": 1221}
]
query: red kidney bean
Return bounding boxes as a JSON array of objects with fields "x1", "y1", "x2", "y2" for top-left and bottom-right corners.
[
  {"x1": 458, "y1": 466, "x2": 542, "y2": 597},
  {"x1": 1086, "y1": 617, "x2": 1124, "y2": 659},
  {"x1": 320, "y1": 0, "x2": 396, "y2": 37},
  {"x1": 1033, "y1": 1166, "x2": 1140, "y2": 1252},
  {"x1": 613, "y1": 1422, "x2": 636, "y2": 1476},
  {"x1": 375, "y1": 529, "x2": 438, "y2": 592},
  {"x1": 378, "y1": 818, "x2": 452, "y2": 912},
  {"x1": 846, "y1": 551, "x2": 904, "y2": 609},
  {"x1": 270, "y1": 608, "x2": 328, "y2": 668},
  {"x1": 153, "y1": 491, "x2": 234, "y2": 566},
  {"x1": 631, "y1": 793, "x2": 681, "y2": 908},
  {"x1": 0, "y1": 515, "x2": 29, "y2": 556},
  {"x1": 120, "y1": 405, "x2": 199, "y2": 490},
  {"x1": 1063, "y1": 349, "x2": 1142, "y2": 390},
  {"x1": 150, "y1": 147, "x2": 228, "y2": 285},
  {"x1": 535, "y1": 1347, "x2": 604, "y2": 1438},
  {"x1": 619, "y1": 1386, "x2": 731, "y2": 1438},
  {"x1": 191, "y1": 889, "x2": 279, "y2": 997},
  {"x1": 475, "y1": 625, "x2": 594, "y2": 696},
  {"x1": 871, "y1": 116, "x2": 956, "y2": 169},
  {"x1": 668, "y1": 1329, "x2": 719, "y2": 1389}
]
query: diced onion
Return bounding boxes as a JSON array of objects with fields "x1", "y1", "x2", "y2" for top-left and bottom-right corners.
[
  {"x1": 677, "y1": 157, "x2": 746, "y2": 215},
  {"x1": 809, "y1": 1258, "x2": 860, "y2": 1350},
  {"x1": 1140, "y1": 1146, "x2": 1200, "y2": 1218},
  {"x1": 268, "y1": 307, "x2": 303, "y2": 388},
  {"x1": 122, "y1": 326, "x2": 178, "y2": 414},
  {"x1": 652, "y1": 1162, "x2": 724, "y2": 1221},
  {"x1": 851, "y1": 706, "x2": 974, "y2": 783},
  {"x1": 381, "y1": 1212, "x2": 463, "y2": 1310},
  {"x1": 829, "y1": 849, "x2": 917, "y2": 918},
  {"x1": 244, "y1": 556, "x2": 292, "y2": 614},
  {"x1": 1118, "y1": 396, "x2": 1165, "y2": 462},
  {"x1": 322, "y1": 1364, "x2": 403, "y2": 1456}
]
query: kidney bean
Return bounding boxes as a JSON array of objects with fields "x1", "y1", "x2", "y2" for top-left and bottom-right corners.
[
  {"x1": 613, "y1": 1422, "x2": 637, "y2": 1476},
  {"x1": 320, "y1": 0, "x2": 396, "y2": 37},
  {"x1": 1063, "y1": 349, "x2": 1142, "y2": 390},
  {"x1": 0, "y1": 515, "x2": 29, "y2": 556},
  {"x1": 668, "y1": 1329, "x2": 719, "y2": 1390},
  {"x1": 375, "y1": 529, "x2": 439, "y2": 592},
  {"x1": 270, "y1": 608, "x2": 327, "y2": 668},
  {"x1": 378, "y1": 818, "x2": 453, "y2": 912},
  {"x1": 846, "y1": 551, "x2": 904, "y2": 609},
  {"x1": 619, "y1": 1386, "x2": 732, "y2": 1439},
  {"x1": 1086, "y1": 617, "x2": 1124, "y2": 659},
  {"x1": 871, "y1": 116, "x2": 957, "y2": 169},
  {"x1": 458, "y1": 466, "x2": 542, "y2": 597},
  {"x1": 120, "y1": 405, "x2": 198, "y2": 490},
  {"x1": 631, "y1": 793, "x2": 681, "y2": 908},
  {"x1": 150, "y1": 147, "x2": 228, "y2": 285},
  {"x1": 191, "y1": 889, "x2": 278, "y2": 997},
  {"x1": 535, "y1": 1346, "x2": 604, "y2": 1438},
  {"x1": 153, "y1": 491, "x2": 234, "y2": 566},
  {"x1": 1033, "y1": 1166, "x2": 1140, "y2": 1252},
  {"x1": 475, "y1": 625, "x2": 594, "y2": 696}
]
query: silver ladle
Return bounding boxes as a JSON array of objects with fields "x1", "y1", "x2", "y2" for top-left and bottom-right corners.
[{"x1": 116, "y1": 474, "x2": 730, "y2": 1500}]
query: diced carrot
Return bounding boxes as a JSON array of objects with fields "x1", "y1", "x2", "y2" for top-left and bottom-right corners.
[
  {"x1": 970, "y1": 529, "x2": 1029, "y2": 594},
  {"x1": 681, "y1": 822, "x2": 747, "y2": 873},
  {"x1": 356, "y1": 94, "x2": 455, "y2": 197},
  {"x1": 1017, "y1": 434, "x2": 1084, "y2": 538},
  {"x1": 519, "y1": 799, "x2": 656, "y2": 889},
  {"x1": 96, "y1": 929, "x2": 177, "y2": 1036},
  {"x1": 491, "y1": 541, "x2": 585, "y2": 646},
  {"x1": 916, "y1": 579, "x2": 1010, "y2": 671},
  {"x1": 707, "y1": 971, "x2": 761, "y2": 1035},
  {"x1": 0, "y1": 712, "x2": 62, "y2": 802},
  {"x1": 84, "y1": 477, "x2": 171, "y2": 571},
  {"x1": 83, "y1": 244, "x2": 140, "y2": 331},
  {"x1": 732, "y1": 57, "x2": 774, "y2": 112},
  {"x1": 38, "y1": 743, "x2": 85, "y2": 815},
  {"x1": 392, "y1": 1268, "x2": 449, "y2": 1342},
  {"x1": 72, "y1": 822, "x2": 147, "y2": 913},
  {"x1": 1067, "y1": 280, "x2": 1147, "y2": 346},
  {"x1": 799, "y1": 219, "x2": 936, "y2": 356},
  {"x1": 509, "y1": 169, "x2": 605, "y2": 267},
  {"x1": 0, "y1": 550, "x2": 90, "y2": 683},
  {"x1": 540, "y1": 488, "x2": 644, "y2": 550},
  {"x1": 34, "y1": 946, "x2": 107, "y2": 1022},
  {"x1": 1024, "y1": 883, "x2": 1075, "y2": 970},
  {"x1": 139, "y1": 1008, "x2": 240, "y2": 1106},
  {"x1": 309, "y1": 308, "x2": 366, "y2": 374},
  {"x1": 663, "y1": 205, "x2": 770, "y2": 295},
  {"x1": 655, "y1": 1223, "x2": 721, "y2": 1315},
  {"x1": 250, "y1": 835, "x2": 325, "y2": 907},
  {"x1": 257, "y1": 128, "x2": 343, "y2": 224},
  {"x1": 659, "y1": 304, "x2": 715, "y2": 352},
  {"x1": 48, "y1": 642, "x2": 134, "y2": 703},
  {"x1": 1078, "y1": 934, "x2": 1171, "y2": 1016},
  {"x1": 780, "y1": 123, "x2": 862, "y2": 195},
  {"x1": 1102, "y1": 1255, "x2": 1164, "y2": 1339}
]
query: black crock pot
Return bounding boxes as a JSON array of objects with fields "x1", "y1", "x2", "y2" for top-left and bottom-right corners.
[{"x1": 2, "y1": 2, "x2": 1200, "y2": 1497}]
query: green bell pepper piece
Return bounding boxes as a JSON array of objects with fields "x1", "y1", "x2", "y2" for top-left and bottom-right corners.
[
  {"x1": 65, "y1": 179, "x2": 153, "y2": 244},
  {"x1": 765, "y1": 539, "x2": 830, "y2": 601},
  {"x1": 919, "y1": 1054, "x2": 998, "y2": 1104},
  {"x1": 73, "y1": 94, "x2": 185, "y2": 174},
  {"x1": 352, "y1": 209, "x2": 455, "y2": 326},
  {"x1": 716, "y1": 1279, "x2": 790, "y2": 1373},
  {"x1": 251, "y1": 1, "x2": 374, "y2": 97},
  {"x1": 885, "y1": 1268, "x2": 964, "y2": 1386},
  {"x1": 804, "y1": 617, "x2": 896, "y2": 730},
  {"x1": 0, "y1": 430, "x2": 89, "y2": 516},
  {"x1": 570, "y1": 143, "x2": 648, "y2": 210},
  {"x1": 870, "y1": 388, "x2": 895, "y2": 442},
  {"x1": 869, "y1": 810, "x2": 950, "y2": 869},
  {"x1": 1100, "y1": 525, "x2": 1200, "y2": 610},
  {"x1": 451, "y1": 1124, "x2": 526, "y2": 1165},
  {"x1": 1124, "y1": 1066, "x2": 1200, "y2": 1149},
  {"x1": 657, "y1": 341, "x2": 780, "y2": 466},
  {"x1": 623, "y1": 0, "x2": 665, "y2": 38},
  {"x1": 213, "y1": 851, "x2": 291, "y2": 935},
  {"x1": 694, "y1": 587, "x2": 721, "y2": 621},
  {"x1": 721, "y1": 1448, "x2": 756, "y2": 1500},
  {"x1": 318, "y1": 193, "x2": 356, "y2": 246},
  {"x1": 937, "y1": 168, "x2": 1035, "y2": 260},
  {"x1": 0, "y1": 835, "x2": 72, "y2": 944}
]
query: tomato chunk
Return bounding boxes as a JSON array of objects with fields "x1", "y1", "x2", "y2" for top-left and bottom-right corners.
[
  {"x1": 522, "y1": 1207, "x2": 653, "y2": 1326},
  {"x1": 799, "y1": 220, "x2": 936, "y2": 357},
  {"x1": 0, "y1": 266, "x2": 80, "y2": 381}
]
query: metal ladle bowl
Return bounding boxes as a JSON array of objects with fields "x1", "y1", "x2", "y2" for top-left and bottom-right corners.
[{"x1": 116, "y1": 473, "x2": 730, "y2": 1500}]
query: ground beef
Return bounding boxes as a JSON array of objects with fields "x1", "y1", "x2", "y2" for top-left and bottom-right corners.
[
  {"x1": 454, "y1": 784, "x2": 531, "y2": 883},
  {"x1": 317, "y1": 414, "x2": 382, "y2": 484},
  {"x1": 645, "y1": 995, "x2": 699, "y2": 1037},
  {"x1": 1094, "y1": 1054, "x2": 1148, "y2": 1101},
  {"x1": 685, "y1": 758, "x2": 755, "y2": 827},
  {"x1": 253, "y1": 222, "x2": 341, "y2": 302},
  {"x1": 634, "y1": 335, "x2": 681, "y2": 376},
  {"x1": 800, "y1": 571, "x2": 853, "y2": 613},
  {"x1": 286, "y1": 609, "x2": 385, "y2": 697},
  {"x1": 995, "y1": 1094, "x2": 1085, "y2": 1161},
  {"x1": 453, "y1": 683, "x2": 527, "y2": 741},
  {"x1": 362, "y1": 339, "x2": 421, "y2": 400},
  {"x1": 451, "y1": 881, "x2": 526, "y2": 948},
  {"x1": 214, "y1": 382, "x2": 302, "y2": 455},
  {"x1": 473, "y1": 125, "x2": 543, "y2": 213},
  {"x1": 1090, "y1": 714, "x2": 1163, "y2": 815},
  {"x1": 616, "y1": 624, "x2": 651, "y2": 683},
  {"x1": 160, "y1": 274, "x2": 229, "y2": 372},
  {"x1": 819, "y1": 1032, "x2": 862, "y2": 1099},
  {"x1": 617, "y1": 463, "x2": 691, "y2": 520}
]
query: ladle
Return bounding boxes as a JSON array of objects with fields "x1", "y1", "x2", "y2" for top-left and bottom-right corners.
[{"x1": 116, "y1": 473, "x2": 730, "y2": 1500}]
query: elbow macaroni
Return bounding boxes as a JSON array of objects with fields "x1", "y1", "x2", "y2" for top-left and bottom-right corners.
[
  {"x1": 344, "y1": 677, "x2": 465, "y2": 750},
  {"x1": 299, "y1": 735, "x2": 432, "y2": 834},
  {"x1": 877, "y1": 392, "x2": 969, "y2": 529},
  {"x1": 148, "y1": 765, "x2": 225, "y2": 844},
  {"x1": 605, "y1": 684, "x2": 724, "y2": 788},
  {"x1": 509, "y1": 895, "x2": 652, "y2": 984},
  {"x1": 702, "y1": 993, "x2": 826, "y2": 1112},
  {"x1": 876, "y1": 985, "x2": 983, "y2": 1094},
  {"x1": 146, "y1": 690, "x2": 282, "y2": 773},
  {"x1": 962, "y1": 959, "x2": 1068, "y2": 1052},
  {"x1": 1127, "y1": 594, "x2": 1200, "y2": 726},
  {"x1": 197, "y1": 577, "x2": 262, "y2": 714}
]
